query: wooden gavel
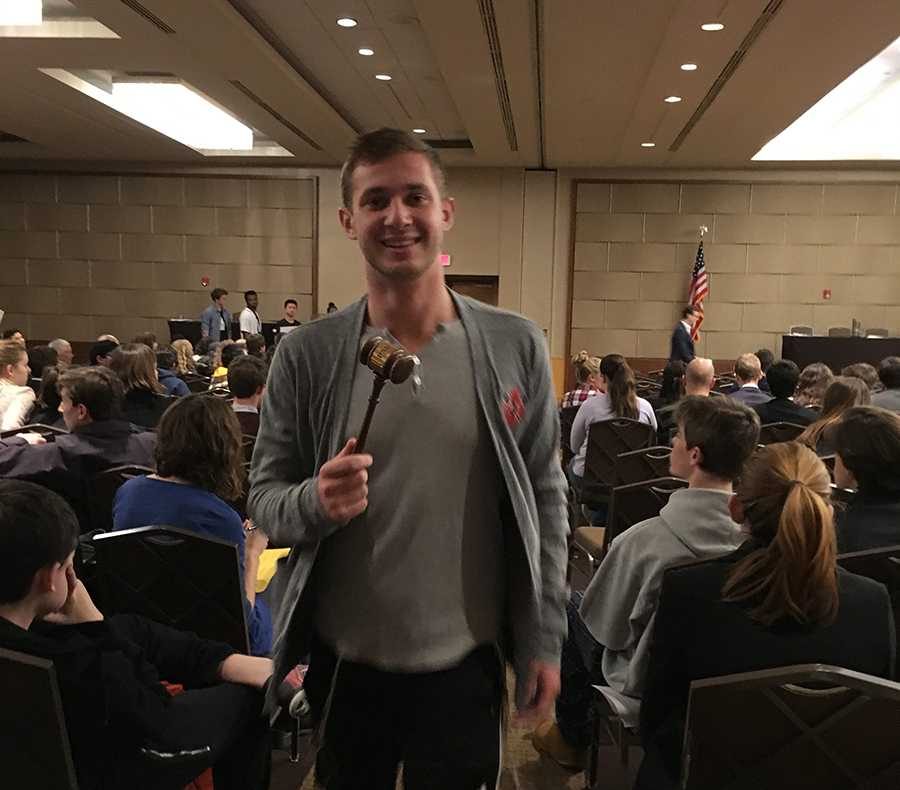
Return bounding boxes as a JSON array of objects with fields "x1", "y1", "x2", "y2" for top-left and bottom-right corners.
[{"x1": 355, "y1": 336, "x2": 417, "y2": 453}]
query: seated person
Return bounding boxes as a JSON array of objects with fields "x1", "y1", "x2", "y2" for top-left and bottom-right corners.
[
  {"x1": 638, "y1": 442, "x2": 896, "y2": 789},
  {"x1": 228, "y1": 355, "x2": 267, "y2": 437},
  {"x1": 110, "y1": 343, "x2": 173, "y2": 429},
  {"x1": 49, "y1": 338, "x2": 74, "y2": 369},
  {"x1": 0, "y1": 339, "x2": 36, "y2": 431},
  {"x1": 841, "y1": 362, "x2": 881, "y2": 393},
  {"x1": 89, "y1": 338, "x2": 119, "y2": 367},
  {"x1": 560, "y1": 350, "x2": 600, "y2": 409},
  {"x1": 872, "y1": 356, "x2": 900, "y2": 412},
  {"x1": 210, "y1": 341, "x2": 243, "y2": 390},
  {"x1": 534, "y1": 397, "x2": 760, "y2": 765},
  {"x1": 656, "y1": 357, "x2": 714, "y2": 445},
  {"x1": 27, "y1": 344, "x2": 59, "y2": 393},
  {"x1": 1, "y1": 328, "x2": 25, "y2": 342},
  {"x1": 728, "y1": 353, "x2": 772, "y2": 406},
  {"x1": 155, "y1": 346, "x2": 190, "y2": 397},
  {"x1": 132, "y1": 331, "x2": 158, "y2": 351},
  {"x1": 0, "y1": 367, "x2": 156, "y2": 528},
  {"x1": 751, "y1": 359, "x2": 818, "y2": 426},
  {"x1": 113, "y1": 394, "x2": 272, "y2": 656},
  {"x1": 833, "y1": 406, "x2": 900, "y2": 552},
  {"x1": 569, "y1": 354, "x2": 657, "y2": 485},
  {"x1": 794, "y1": 362, "x2": 833, "y2": 409},
  {"x1": 798, "y1": 376, "x2": 870, "y2": 456},
  {"x1": 27, "y1": 365, "x2": 65, "y2": 428},
  {"x1": 755, "y1": 347, "x2": 774, "y2": 393},
  {"x1": 246, "y1": 333, "x2": 266, "y2": 359},
  {"x1": 171, "y1": 338, "x2": 196, "y2": 377},
  {"x1": 0, "y1": 479, "x2": 273, "y2": 790}
]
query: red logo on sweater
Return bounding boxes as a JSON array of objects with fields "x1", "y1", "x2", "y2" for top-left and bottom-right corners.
[{"x1": 503, "y1": 388, "x2": 525, "y2": 428}]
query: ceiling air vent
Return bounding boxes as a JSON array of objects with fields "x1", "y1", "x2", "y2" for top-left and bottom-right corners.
[
  {"x1": 427, "y1": 139, "x2": 474, "y2": 149},
  {"x1": 477, "y1": 0, "x2": 518, "y2": 152},
  {"x1": 229, "y1": 81, "x2": 322, "y2": 151},
  {"x1": 119, "y1": 0, "x2": 176, "y2": 34},
  {"x1": 0, "y1": 131, "x2": 28, "y2": 143},
  {"x1": 670, "y1": 0, "x2": 784, "y2": 151}
]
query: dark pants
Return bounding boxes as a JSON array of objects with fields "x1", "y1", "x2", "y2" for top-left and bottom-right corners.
[
  {"x1": 305, "y1": 635, "x2": 503, "y2": 790},
  {"x1": 107, "y1": 683, "x2": 271, "y2": 790},
  {"x1": 556, "y1": 592, "x2": 605, "y2": 750}
]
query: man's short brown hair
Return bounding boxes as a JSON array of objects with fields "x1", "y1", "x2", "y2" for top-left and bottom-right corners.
[
  {"x1": 227, "y1": 355, "x2": 266, "y2": 398},
  {"x1": 734, "y1": 353, "x2": 762, "y2": 383},
  {"x1": 676, "y1": 395, "x2": 761, "y2": 481},
  {"x1": 58, "y1": 366, "x2": 123, "y2": 421},
  {"x1": 339, "y1": 127, "x2": 447, "y2": 209}
]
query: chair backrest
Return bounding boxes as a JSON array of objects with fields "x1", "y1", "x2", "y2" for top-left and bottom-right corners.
[
  {"x1": 92, "y1": 526, "x2": 250, "y2": 654},
  {"x1": 616, "y1": 445, "x2": 673, "y2": 486},
  {"x1": 241, "y1": 434, "x2": 256, "y2": 464},
  {"x1": 714, "y1": 376, "x2": 737, "y2": 393},
  {"x1": 837, "y1": 544, "x2": 900, "y2": 657},
  {"x1": 866, "y1": 328, "x2": 889, "y2": 338},
  {"x1": 559, "y1": 405, "x2": 581, "y2": 467},
  {"x1": 683, "y1": 664, "x2": 900, "y2": 790},
  {"x1": 0, "y1": 647, "x2": 78, "y2": 790},
  {"x1": 827, "y1": 326, "x2": 852, "y2": 337},
  {"x1": 758, "y1": 421, "x2": 807, "y2": 445},
  {"x1": 789, "y1": 325, "x2": 814, "y2": 336},
  {"x1": 830, "y1": 483, "x2": 856, "y2": 507},
  {"x1": 185, "y1": 376, "x2": 212, "y2": 393},
  {"x1": 88, "y1": 465, "x2": 153, "y2": 534},
  {"x1": 605, "y1": 476, "x2": 688, "y2": 551},
  {"x1": 581, "y1": 418, "x2": 655, "y2": 506},
  {"x1": 0, "y1": 423, "x2": 69, "y2": 441}
]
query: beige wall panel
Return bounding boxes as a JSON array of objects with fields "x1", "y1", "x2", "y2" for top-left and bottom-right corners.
[
  {"x1": 153, "y1": 263, "x2": 220, "y2": 292},
  {"x1": 521, "y1": 170, "x2": 556, "y2": 330},
  {"x1": 27, "y1": 204, "x2": 86, "y2": 232},
  {"x1": 611, "y1": 183, "x2": 678, "y2": 214},
  {"x1": 812, "y1": 304, "x2": 886, "y2": 333},
  {"x1": 121, "y1": 176, "x2": 184, "y2": 206},
  {"x1": 316, "y1": 169, "x2": 363, "y2": 311},
  {"x1": 751, "y1": 184, "x2": 822, "y2": 214},
  {"x1": 782, "y1": 274, "x2": 853, "y2": 304},
  {"x1": 715, "y1": 215, "x2": 785, "y2": 244},
  {"x1": 248, "y1": 179, "x2": 315, "y2": 209},
  {"x1": 785, "y1": 215, "x2": 857, "y2": 245},
  {"x1": 247, "y1": 236, "x2": 314, "y2": 266},
  {"x1": 712, "y1": 274, "x2": 781, "y2": 304},
  {"x1": 59, "y1": 176, "x2": 118, "y2": 205},
  {"x1": 215, "y1": 264, "x2": 311, "y2": 293},
  {"x1": 0, "y1": 230, "x2": 56, "y2": 259},
  {"x1": 95, "y1": 315, "x2": 154, "y2": 340},
  {"x1": 218, "y1": 208, "x2": 313, "y2": 238},
  {"x1": 574, "y1": 242, "x2": 608, "y2": 271},
  {"x1": 186, "y1": 235, "x2": 250, "y2": 265},
  {"x1": 123, "y1": 234, "x2": 184, "y2": 262},
  {"x1": 881, "y1": 307, "x2": 900, "y2": 333},
  {"x1": 857, "y1": 216, "x2": 900, "y2": 245},
  {"x1": 59, "y1": 232, "x2": 120, "y2": 261},
  {"x1": 185, "y1": 178, "x2": 247, "y2": 208},
  {"x1": 853, "y1": 276, "x2": 900, "y2": 305},
  {"x1": 0, "y1": 174, "x2": 55, "y2": 203},
  {"x1": 705, "y1": 331, "x2": 781, "y2": 360},
  {"x1": 573, "y1": 270, "x2": 640, "y2": 300},
  {"x1": 701, "y1": 301, "x2": 743, "y2": 332},
  {"x1": 610, "y1": 242, "x2": 676, "y2": 272},
  {"x1": 0, "y1": 204, "x2": 25, "y2": 230},
  {"x1": 575, "y1": 183, "x2": 610, "y2": 213},
  {"x1": 571, "y1": 300, "x2": 604, "y2": 328},
  {"x1": 742, "y1": 303, "x2": 813, "y2": 332},
  {"x1": 153, "y1": 206, "x2": 216, "y2": 236},
  {"x1": 680, "y1": 184, "x2": 750, "y2": 214},
  {"x1": 123, "y1": 290, "x2": 187, "y2": 318},
  {"x1": 0, "y1": 258, "x2": 26, "y2": 285},
  {"x1": 606, "y1": 300, "x2": 678, "y2": 330},
  {"x1": 91, "y1": 261, "x2": 155, "y2": 289},
  {"x1": 183, "y1": 290, "x2": 217, "y2": 318},
  {"x1": 575, "y1": 213, "x2": 642, "y2": 243},
  {"x1": 31, "y1": 313, "x2": 95, "y2": 343},
  {"x1": 644, "y1": 214, "x2": 712, "y2": 243},
  {"x1": 571, "y1": 328, "x2": 637, "y2": 357},
  {"x1": 747, "y1": 245, "x2": 818, "y2": 274},
  {"x1": 822, "y1": 184, "x2": 896, "y2": 215},
  {"x1": 28, "y1": 260, "x2": 90, "y2": 288},
  {"x1": 65, "y1": 288, "x2": 128, "y2": 316},
  {"x1": 817, "y1": 245, "x2": 886, "y2": 274},
  {"x1": 14, "y1": 286, "x2": 61, "y2": 314},
  {"x1": 676, "y1": 242, "x2": 747, "y2": 273},
  {"x1": 636, "y1": 330, "x2": 671, "y2": 357},
  {"x1": 640, "y1": 272, "x2": 690, "y2": 301},
  {"x1": 90, "y1": 205, "x2": 151, "y2": 234},
  {"x1": 0, "y1": 312, "x2": 30, "y2": 336}
]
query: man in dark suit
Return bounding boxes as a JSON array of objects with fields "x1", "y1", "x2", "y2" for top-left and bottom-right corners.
[
  {"x1": 669, "y1": 306, "x2": 697, "y2": 365},
  {"x1": 752, "y1": 359, "x2": 817, "y2": 426},
  {"x1": 729, "y1": 354, "x2": 772, "y2": 407}
]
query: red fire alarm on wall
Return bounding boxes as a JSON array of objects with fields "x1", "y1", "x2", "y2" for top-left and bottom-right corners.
[{"x1": 822, "y1": 288, "x2": 832, "y2": 300}]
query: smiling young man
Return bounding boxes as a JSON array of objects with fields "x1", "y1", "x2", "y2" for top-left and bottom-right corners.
[{"x1": 249, "y1": 128, "x2": 568, "y2": 789}]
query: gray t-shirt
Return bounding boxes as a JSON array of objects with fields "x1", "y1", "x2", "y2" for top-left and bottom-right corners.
[{"x1": 313, "y1": 321, "x2": 505, "y2": 671}]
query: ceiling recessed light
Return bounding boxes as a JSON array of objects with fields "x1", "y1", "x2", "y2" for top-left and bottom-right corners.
[
  {"x1": 412, "y1": 128, "x2": 427, "y2": 134},
  {"x1": 375, "y1": 74, "x2": 392, "y2": 81},
  {"x1": 358, "y1": 47, "x2": 374, "y2": 56},
  {"x1": 640, "y1": 142, "x2": 656, "y2": 148},
  {"x1": 0, "y1": 0, "x2": 42, "y2": 25},
  {"x1": 336, "y1": 17, "x2": 358, "y2": 28},
  {"x1": 701, "y1": 22, "x2": 725, "y2": 31},
  {"x1": 680, "y1": 63, "x2": 698, "y2": 71},
  {"x1": 664, "y1": 95, "x2": 682, "y2": 103}
]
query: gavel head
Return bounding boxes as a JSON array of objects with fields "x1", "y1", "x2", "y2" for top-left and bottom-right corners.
[{"x1": 359, "y1": 336, "x2": 417, "y2": 384}]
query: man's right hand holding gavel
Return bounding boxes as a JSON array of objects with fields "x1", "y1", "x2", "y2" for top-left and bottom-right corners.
[{"x1": 316, "y1": 438, "x2": 373, "y2": 525}]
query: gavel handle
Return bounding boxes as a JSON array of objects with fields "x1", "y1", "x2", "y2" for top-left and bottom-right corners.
[{"x1": 355, "y1": 376, "x2": 387, "y2": 454}]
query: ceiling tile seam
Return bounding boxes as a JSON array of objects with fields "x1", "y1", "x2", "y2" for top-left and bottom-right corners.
[
  {"x1": 534, "y1": 0, "x2": 545, "y2": 168},
  {"x1": 229, "y1": 80, "x2": 323, "y2": 151},
  {"x1": 118, "y1": 0, "x2": 176, "y2": 34},
  {"x1": 477, "y1": 0, "x2": 518, "y2": 152}
]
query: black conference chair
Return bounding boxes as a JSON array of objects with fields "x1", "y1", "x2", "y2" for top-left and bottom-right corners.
[
  {"x1": 88, "y1": 464, "x2": 152, "y2": 534},
  {"x1": 682, "y1": 664, "x2": 900, "y2": 789},
  {"x1": 184, "y1": 375, "x2": 212, "y2": 393},
  {"x1": 559, "y1": 404, "x2": 582, "y2": 469},
  {"x1": 580, "y1": 418, "x2": 656, "y2": 511},
  {"x1": 0, "y1": 423, "x2": 68, "y2": 441},
  {"x1": 788, "y1": 325, "x2": 814, "y2": 336},
  {"x1": 616, "y1": 445, "x2": 673, "y2": 486},
  {"x1": 92, "y1": 526, "x2": 250, "y2": 654},
  {"x1": 758, "y1": 421, "x2": 806, "y2": 445}
]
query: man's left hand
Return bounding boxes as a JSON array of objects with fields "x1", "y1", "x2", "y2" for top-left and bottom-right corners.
[{"x1": 516, "y1": 660, "x2": 561, "y2": 725}]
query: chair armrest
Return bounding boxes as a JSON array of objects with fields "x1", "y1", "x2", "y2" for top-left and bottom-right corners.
[{"x1": 592, "y1": 684, "x2": 641, "y2": 730}]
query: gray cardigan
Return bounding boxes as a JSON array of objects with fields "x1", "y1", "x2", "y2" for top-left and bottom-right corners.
[{"x1": 248, "y1": 291, "x2": 568, "y2": 709}]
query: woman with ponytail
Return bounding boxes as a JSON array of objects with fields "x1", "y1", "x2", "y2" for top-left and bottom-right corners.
[
  {"x1": 798, "y1": 375, "x2": 870, "y2": 455},
  {"x1": 569, "y1": 353, "x2": 656, "y2": 481},
  {"x1": 637, "y1": 442, "x2": 896, "y2": 788}
]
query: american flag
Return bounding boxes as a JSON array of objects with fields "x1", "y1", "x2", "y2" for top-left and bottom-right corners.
[{"x1": 688, "y1": 241, "x2": 709, "y2": 341}]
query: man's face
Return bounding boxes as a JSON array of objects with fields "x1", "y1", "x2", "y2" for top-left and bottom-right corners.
[
  {"x1": 685, "y1": 311, "x2": 697, "y2": 327},
  {"x1": 38, "y1": 552, "x2": 76, "y2": 617},
  {"x1": 59, "y1": 389, "x2": 88, "y2": 431},
  {"x1": 58, "y1": 343, "x2": 73, "y2": 367},
  {"x1": 833, "y1": 453, "x2": 856, "y2": 490},
  {"x1": 215, "y1": 295, "x2": 226, "y2": 309},
  {"x1": 284, "y1": 302, "x2": 297, "y2": 320},
  {"x1": 246, "y1": 293, "x2": 259, "y2": 310},
  {"x1": 670, "y1": 424, "x2": 698, "y2": 479},
  {"x1": 339, "y1": 152, "x2": 454, "y2": 282},
  {"x1": 97, "y1": 353, "x2": 113, "y2": 368}
]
